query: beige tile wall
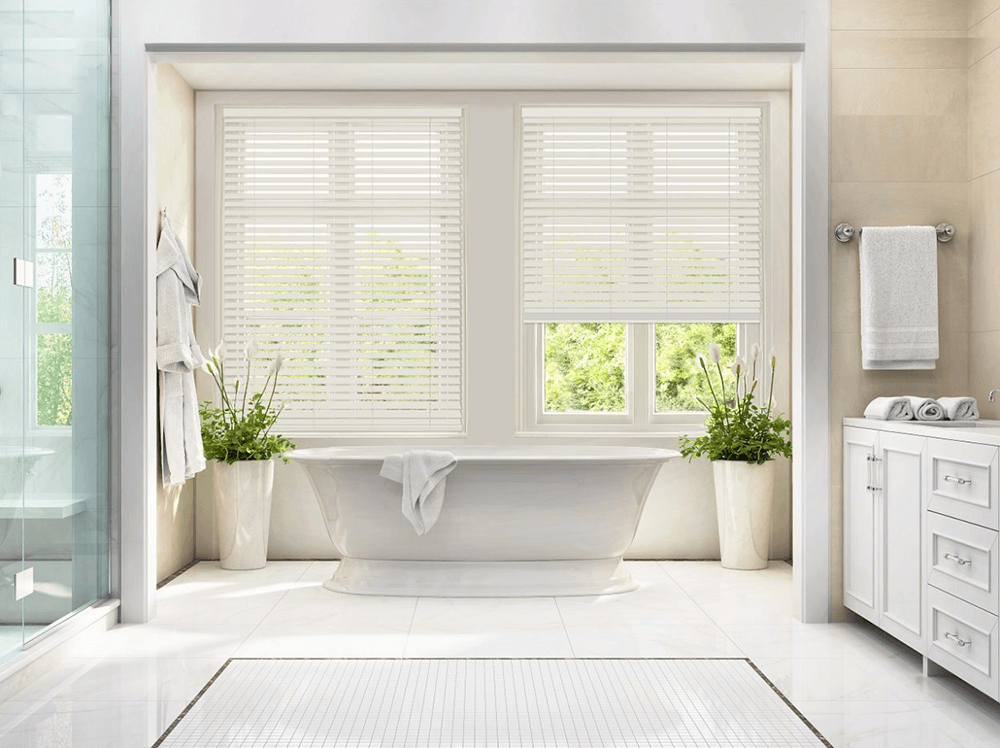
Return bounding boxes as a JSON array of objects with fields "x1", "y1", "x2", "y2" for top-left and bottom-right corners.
[
  {"x1": 969, "y1": 2, "x2": 1000, "y2": 415},
  {"x1": 830, "y1": 0, "x2": 971, "y2": 620},
  {"x1": 155, "y1": 64, "x2": 197, "y2": 584}
]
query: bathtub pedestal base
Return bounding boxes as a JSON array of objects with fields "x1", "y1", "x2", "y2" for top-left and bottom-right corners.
[{"x1": 325, "y1": 558, "x2": 637, "y2": 597}]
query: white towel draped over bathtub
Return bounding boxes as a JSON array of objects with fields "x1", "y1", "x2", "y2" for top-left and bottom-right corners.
[{"x1": 380, "y1": 450, "x2": 458, "y2": 535}]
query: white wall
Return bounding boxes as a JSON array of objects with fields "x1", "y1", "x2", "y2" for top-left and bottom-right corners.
[
  {"x1": 154, "y1": 64, "x2": 196, "y2": 583},
  {"x1": 119, "y1": 0, "x2": 830, "y2": 622}
]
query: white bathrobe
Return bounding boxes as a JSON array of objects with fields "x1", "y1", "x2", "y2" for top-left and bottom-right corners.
[{"x1": 156, "y1": 218, "x2": 207, "y2": 486}]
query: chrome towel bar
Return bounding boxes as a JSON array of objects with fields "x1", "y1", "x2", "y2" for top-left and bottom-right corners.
[{"x1": 834, "y1": 222, "x2": 955, "y2": 244}]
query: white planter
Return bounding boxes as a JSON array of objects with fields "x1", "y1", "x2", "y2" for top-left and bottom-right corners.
[
  {"x1": 212, "y1": 459, "x2": 275, "y2": 570},
  {"x1": 712, "y1": 460, "x2": 775, "y2": 570}
]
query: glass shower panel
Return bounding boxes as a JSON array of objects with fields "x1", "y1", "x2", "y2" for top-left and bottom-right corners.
[
  {"x1": 0, "y1": 0, "x2": 27, "y2": 665},
  {"x1": 0, "y1": 0, "x2": 111, "y2": 663},
  {"x1": 21, "y1": 0, "x2": 111, "y2": 636}
]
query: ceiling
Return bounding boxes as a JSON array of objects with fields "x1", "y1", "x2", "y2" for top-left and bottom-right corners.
[{"x1": 167, "y1": 52, "x2": 794, "y2": 91}]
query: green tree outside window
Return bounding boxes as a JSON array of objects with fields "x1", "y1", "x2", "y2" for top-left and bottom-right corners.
[
  {"x1": 35, "y1": 174, "x2": 73, "y2": 427},
  {"x1": 542, "y1": 321, "x2": 739, "y2": 415}
]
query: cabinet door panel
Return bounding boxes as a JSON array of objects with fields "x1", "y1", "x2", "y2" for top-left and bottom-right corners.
[
  {"x1": 844, "y1": 427, "x2": 878, "y2": 622},
  {"x1": 879, "y1": 431, "x2": 925, "y2": 651}
]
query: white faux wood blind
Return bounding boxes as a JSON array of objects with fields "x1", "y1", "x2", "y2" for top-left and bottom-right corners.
[
  {"x1": 220, "y1": 107, "x2": 464, "y2": 432},
  {"x1": 520, "y1": 106, "x2": 764, "y2": 323}
]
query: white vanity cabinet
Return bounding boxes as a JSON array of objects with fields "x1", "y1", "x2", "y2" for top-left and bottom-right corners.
[
  {"x1": 843, "y1": 426, "x2": 925, "y2": 651},
  {"x1": 844, "y1": 419, "x2": 1000, "y2": 701}
]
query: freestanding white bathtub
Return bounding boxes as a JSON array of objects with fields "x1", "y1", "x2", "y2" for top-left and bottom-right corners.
[{"x1": 290, "y1": 446, "x2": 678, "y2": 597}]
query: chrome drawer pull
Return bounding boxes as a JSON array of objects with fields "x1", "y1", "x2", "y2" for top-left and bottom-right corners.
[
  {"x1": 943, "y1": 475, "x2": 972, "y2": 486},
  {"x1": 944, "y1": 632, "x2": 972, "y2": 648},
  {"x1": 943, "y1": 553, "x2": 971, "y2": 567}
]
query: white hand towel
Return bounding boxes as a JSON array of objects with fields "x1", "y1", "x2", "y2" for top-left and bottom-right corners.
[
  {"x1": 859, "y1": 226, "x2": 939, "y2": 370},
  {"x1": 863, "y1": 397, "x2": 914, "y2": 421},
  {"x1": 937, "y1": 396, "x2": 979, "y2": 421},
  {"x1": 907, "y1": 396, "x2": 945, "y2": 421},
  {"x1": 380, "y1": 450, "x2": 457, "y2": 535}
]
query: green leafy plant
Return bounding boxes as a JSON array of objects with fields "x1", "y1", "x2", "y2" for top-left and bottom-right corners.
[
  {"x1": 200, "y1": 341, "x2": 295, "y2": 464},
  {"x1": 679, "y1": 343, "x2": 792, "y2": 465}
]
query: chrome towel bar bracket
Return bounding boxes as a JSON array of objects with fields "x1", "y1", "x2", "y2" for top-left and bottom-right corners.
[{"x1": 835, "y1": 222, "x2": 955, "y2": 244}]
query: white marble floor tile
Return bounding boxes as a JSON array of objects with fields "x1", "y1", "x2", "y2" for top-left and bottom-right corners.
[
  {"x1": 295, "y1": 560, "x2": 340, "y2": 584},
  {"x1": 73, "y1": 621, "x2": 258, "y2": 660},
  {"x1": 152, "y1": 560, "x2": 314, "y2": 625},
  {"x1": 164, "y1": 561, "x2": 312, "y2": 585},
  {"x1": 795, "y1": 699, "x2": 999, "y2": 748},
  {"x1": 726, "y1": 622, "x2": 906, "y2": 661},
  {"x1": 235, "y1": 584, "x2": 417, "y2": 658},
  {"x1": 154, "y1": 582, "x2": 296, "y2": 626},
  {"x1": 752, "y1": 652, "x2": 977, "y2": 704},
  {"x1": 555, "y1": 586, "x2": 710, "y2": 626},
  {"x1": 932, "y1": 690, "x2": 1000, "y2": 745},
  {"x1": 622, "y1": 559, "x2": 672, "y2": 581},
  {"x1": 4, "y1": 559, "x2": 1000, "y2": 748},
  {"x1": 9, "y1": 656, "x2": 225, "y2": 705},
  {"x1": 564, "y1": 620, "x2": 744, "y2": 658},
  {"x1": 664, "y1": 565, "x2": 796, "y2": 625},
  {"x1": 405, "y1": 597, "x2": 573, "y2": 657},
  {"x1": 0, "y1": 699, "x2": 189, "y2": 748}
]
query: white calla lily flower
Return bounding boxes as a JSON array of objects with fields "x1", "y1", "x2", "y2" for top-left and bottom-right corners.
[
  {"x1": 708, "y1": 342, "x2": 721, "y2": 365},
  {"x1": 267, "y1": 352, "x2": 284, "y2": 377}
]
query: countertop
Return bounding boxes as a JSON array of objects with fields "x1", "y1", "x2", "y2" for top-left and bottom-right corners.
[{"x1": 843, "y1": 417, "x2": 1000, "y2": 446}]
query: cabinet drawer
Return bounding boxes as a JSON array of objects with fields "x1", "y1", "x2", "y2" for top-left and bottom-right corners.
[
  {"x1": 926, "y1": 439, "x2": 999, "y2": 530},
  {"x1": 927, "y1": 512, "x2": 999, "y2": 614},
  {"x1": 926, "y1": 587, "x2": 999, "y2": 699}
]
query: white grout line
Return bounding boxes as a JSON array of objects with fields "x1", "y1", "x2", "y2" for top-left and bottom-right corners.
[
  {"x1": 551, "y1": 597, "x2": 577, "y2": 658},
  {"x1": 401, "y1": 598, "x2": 422, "y2": 657},
  {"x1": 228, "y1": 561, "x2": 320, "y2": 656},
  {"x1": 655, "y1": 561, "x2": 748, "y2": 657}
]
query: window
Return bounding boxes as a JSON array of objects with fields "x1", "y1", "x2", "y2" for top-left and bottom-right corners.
[
  {"x1": 219, "y1": 107, "x2": 465, "y2": 433},
  {"x1": 520, "y1": 106, "x2": 766, "y2": 431},
  {"x1": 34, "y1": 174, "x2": 73, "y2": 428}
]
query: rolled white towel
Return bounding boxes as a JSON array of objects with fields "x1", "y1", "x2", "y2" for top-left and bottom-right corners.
[
  {"x1": 937, "y1": 396, "x2": 979, "y2": 421},
  {"x1": 906, "y1": 396, "x2": 945, "y2": 421},
  {"x1": 864, "y1": 397, "x2": 914, "y2": 421}
]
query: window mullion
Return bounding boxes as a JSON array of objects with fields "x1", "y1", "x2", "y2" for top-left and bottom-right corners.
[{"x1": 631, "y1": 323, "x2": 650, "y2": 428}]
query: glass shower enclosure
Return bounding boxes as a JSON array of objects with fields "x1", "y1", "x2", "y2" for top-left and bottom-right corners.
[{"x1": 0, "y1": 0, "x2": 112, "y2": 664}]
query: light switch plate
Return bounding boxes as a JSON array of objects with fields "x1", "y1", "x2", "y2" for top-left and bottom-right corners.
[{"x1": 14, "y1": 567, "x2": 33, "y2": 601}]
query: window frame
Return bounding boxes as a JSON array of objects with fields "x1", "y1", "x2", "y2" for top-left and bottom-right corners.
[
  {"x1": 522, "y1": 321, "x2": 760, "y2": 435},
  {"x1": 516, "y1": 98, "x2": 785, "y2": 437},
  {"x1": 196, "y1": 90, "x2": 788, "y2": 441}
]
